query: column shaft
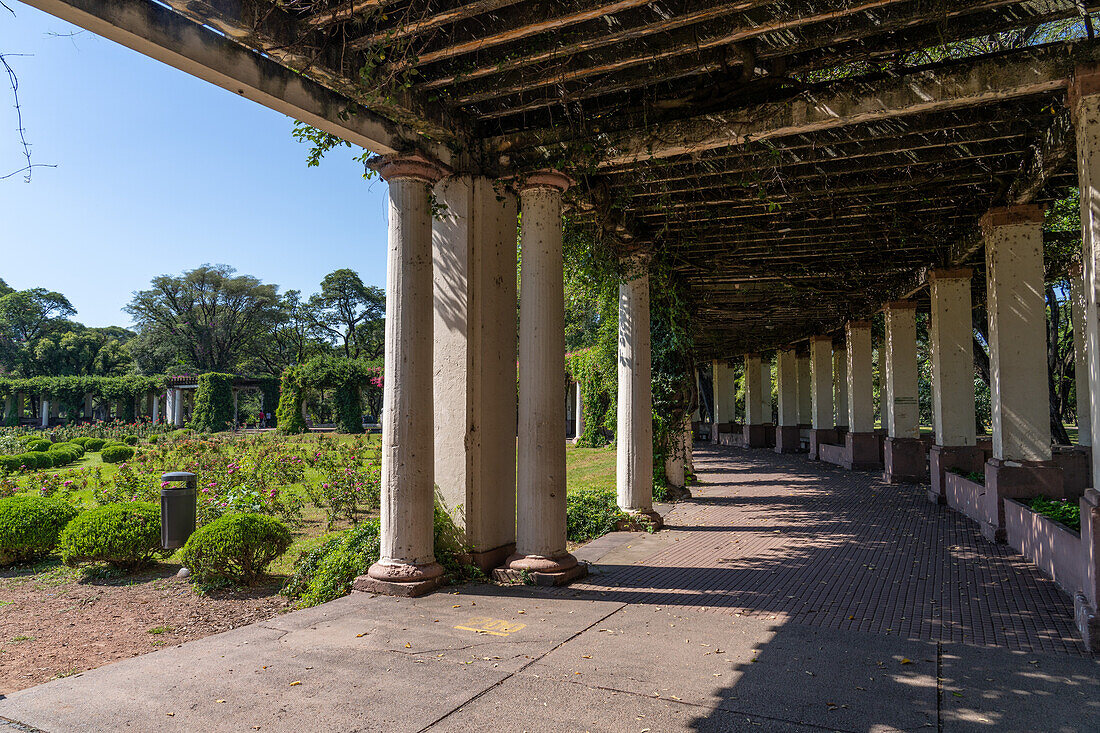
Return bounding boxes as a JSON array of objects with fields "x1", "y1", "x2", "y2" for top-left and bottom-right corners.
[
  {"x1": 432, "y1": 175, "x2": 518, "y2": 569},
  {"x1": 365, "y1": 155, "x2": 446, "y2": 591},
  {"x1": 846, "y1": 322, "x2": 874, "y2": 433},
  {"x1": 797, "y1": 353, "x2": 812, "y2": 426},
  {"x1": 744, "y1": 354, "x2": 764, "y2": 424},
  {"x1": 810, "y1": 338, "x2": 833, "y2": 429},
  {"x1": 574, "y1": 381, "x2": 584, "y2": 441},
  {"x1": 511, "y1": 172, "x2": 577, "y2": 574},
  {"x1": 930, "y1": 270, "x2": 977, "y2": 447},
  {"x1": 834, "y1": 347, "x2": 849, "y2": 430},
  {"x1": 984, "y1": 207, "x2": 1053, "y2": 461},
  {"x1": 616, "y1": 255, "x2": 658, "y2": 521},
  {"x1": 884, "y1": 303, "x2": 920, "y2": 439},
  {"x1": 775, "y1": 349, "x2": 801, "y2": 453},
  {"x1": 1071, "y1": 266, "x2": 1092, "y2": 447}
]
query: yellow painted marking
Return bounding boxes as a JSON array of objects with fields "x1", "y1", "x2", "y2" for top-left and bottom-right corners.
[{"x1": 454, "y1": 616, "x2": 527, "y2": 637}]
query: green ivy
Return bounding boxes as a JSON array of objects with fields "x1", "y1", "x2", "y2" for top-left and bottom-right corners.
[
  {"x1": 188, "y1": 373, "x2": 234, "y2": 433},
  {"x1": 275, "y1": 368, "x2": 307, "y2": 435}
]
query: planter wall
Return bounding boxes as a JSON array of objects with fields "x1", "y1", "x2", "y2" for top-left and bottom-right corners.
[
  {"x1": 945, "y1": 473, "x2": 992, "y2": 529},
  {"x1": 1004, "y1": 499, "x2": 1083, "y2": 595}
]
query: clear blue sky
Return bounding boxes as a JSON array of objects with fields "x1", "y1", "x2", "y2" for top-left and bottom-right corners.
[{"x1": 1, "y1": 1, "x2": 390, "y2": 328}]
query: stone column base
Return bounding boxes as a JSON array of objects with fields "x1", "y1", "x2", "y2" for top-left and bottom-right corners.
[
  {"x1": 807, "y1": 429, "x2": 837, "y2": 461},
  {"x1": 883, "y1": 437, "x2": 928, "y2": 484},
  {"x1": 1075, "y1": 593, "x2": 1100, "y2": 653},
  {"x1": 354, "y1": 562, "x2": 446, "y2": 597},
  {"x1": 492, "y1": 562, "x2": 588, "y2": 587},
  {"x1": 744, "y1": 424, "x2": 768, "y2": 449},
  {"x1": 459, "y1": 543, "x2": 516, "y2": 573},
  {"x1": 844, "y1": 432, "x2": 882, "y2": 471},
  {"x1": 982, "y1": 459, "x2": 1064, "y2": 542},
  {"x1": 622, "y1": 509, "x2": 664, "y2": 530},
  {"x1": 774, "y1": 426, "x2": 802, "y2": 454},
  {"x1": 928, "y1": 445, "x2": 986, "y2": 505}
]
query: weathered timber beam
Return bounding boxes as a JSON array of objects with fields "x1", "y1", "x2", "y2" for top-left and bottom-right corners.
[
  {"x1": 453, "y1": 0, "x2": 1013, "y2": 108},
  {"x1": 350, "y1": 0, "x2": 526, "y2": 43},
  {"x1": 304, "y1": 0, "x2": 394, "y2": 27},
  {"x1": 350, "y1": 0, "x2": 653, "y2": 56},
  {"x1": 1007, "y1": 108, "x2": 1075, "y2": 204},
  {"x1": 20, "y1": 0, "x2": 453, "y2": 163},
  {"x1": 493, "y1": 42, "x2": 1097, "y2": 166}
]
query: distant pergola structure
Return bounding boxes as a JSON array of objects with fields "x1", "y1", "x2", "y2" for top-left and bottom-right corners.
[
  {"x1": 24, "y1": 0, "x2": 1100, "y2": 642},
  {"x1": 163, "y1": 375, "x2": 269, "y2": 428}
]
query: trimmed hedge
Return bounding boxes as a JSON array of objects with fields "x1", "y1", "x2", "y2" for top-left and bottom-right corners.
[
  {"x1": 122, "y1": 435, "x2": 139, "y2": 446},
  {"x1": 101, "y1": 444, "x2": 135, "y2": 463},
  {"x1": 181, "y1": 513, "x2": 292, "y2": 585},
  {"x1": 83, "y1": 438, "x2": 106, "y2": 452},
  {"x1": 0, "y1": 495, "x2": 80, "y2": 565},
  {"x1": 26, "y1": 439, "x2": 51, "y2": 452},
  {"x1": 59, "y1": 502, "x2": 166, "y2": 570}
]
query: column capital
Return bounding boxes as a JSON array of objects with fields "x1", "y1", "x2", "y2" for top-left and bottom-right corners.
[
  {"x1": 810, "y1": 335, "x2": 833, "y2": 344},
  {"x1": 1069, "y1": 63, "x2": 1100, "y2": 114},
  {"x1": 845, "y1": 320, "x2": 872, "y2": 330},
  {"x1": 516, "y1": 169, "x2": 573, "y2": 193},
  {"x1": 367, "y1": 153, "x2": 449, "y2": 183},
  {"x1": 619, "y1": 248, "x2": 653, "y2": 275},
  {"x1": 884, "y1": 300, "x2": 917, "y2": 311},
  {"x1": 980, "y1": 204, "x2": 1045, "y2": 234},
  {"x1": 928, "y1": 267, "x2": 973, "y2": 281}
]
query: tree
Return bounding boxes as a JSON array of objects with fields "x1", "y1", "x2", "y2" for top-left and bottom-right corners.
[
  {"x1": 125, "y1": 264, "x2": 281, "y2": 373},
  {"x1": 0, "y1": 288, "x2": 75, "y2": 343},
  {"x1": 308, "y1": 269, "x2": 385, "y2": 360}
]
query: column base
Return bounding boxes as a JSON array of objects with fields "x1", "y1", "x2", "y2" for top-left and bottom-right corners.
[
  {"x1": 807, "y1": 429, "x2": 837, "y2": 461},
  {"x1": 844, "y1": 432, "x2": 883, "y2": 471},
  {"x1": 622, "y1": 508, "x2": 664, "y2": 530},
  {"x1": 458, "y1": 543, "x2": 516, "y2": 573},
  {"x1": 928, "y1": 445, "x2": 986, "y2": 505},
  {"x1": 355, "y1": 561, "x2": 445, "y2": 598},
  {"x1": 763, "y1": 425, "x2": 776, "y2": 448},
  {"x1": 1076, "y1": 593, "x2": 1100, "y2": 654},
  {"x1": 744, "y1": 424, "x2": 768, "y2": 449},
  {"x1": 883, "y1": 437, "x2": 928, "y2": 484},
  {"x1": 493, "y1": 553, "x2": 588, "y2": 586},
  {"x1": 1053, "y1": 445, "x2": 1093, "y2": 495},
  {"x1": 982, "y1": 459, "x2": 1064, "y2": 543},
  {"x1": 774, "y1": 425, "x2": 802, "y2": 454}
]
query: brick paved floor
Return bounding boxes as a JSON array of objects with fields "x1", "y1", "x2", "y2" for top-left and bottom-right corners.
[{"x1": 569, "y1": 443, "x2": 1085, "y2": 656}]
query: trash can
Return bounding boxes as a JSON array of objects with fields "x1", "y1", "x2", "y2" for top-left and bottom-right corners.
[{"x1": 161, "y1": 471, "x2": 197, "y2": 550}]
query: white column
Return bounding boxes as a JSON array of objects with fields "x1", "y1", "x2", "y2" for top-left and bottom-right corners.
[
  {"x1": 713, "y1": 360, "x2": 736, "y2": 423},
  {"x1": 616, "y1": 253, "x2": 658, "y2": 521},
  {"x1": 846, "y1": 322, "x2": 874, "y2": 433},
  {"x1": 40, "y1": 399, "x2": 49, "y2": 428},
  {"x1": 510, "y1": 170, "x2": 577, "y2": 574},
  {"x1": 834, "y1": 346, "x2": 849, "y2": 429},
  {"x1": 175, "y1": 389, "x2": 185, "y2": 427},
  {"x1": 930, "y1": 269, "x2": 977, "y2": 447},
  {"x1": 878, "y1": 338, "x2": 891, "y2": 431},
  {"x1": 885, "y1": 302, "x2": 920, "y2": 439},
  {"x1": 1071, "y1": 265, "x2": 1093, "y2": 447},
  {"x1": 744, "y1": 354, "x2": 764, "y2": 424},
  {"x1": 432, "y1": 175, "x2": 519, "y2": 565},
  {"x1": 683, "y1": 413, "x2": 694, "y2": 473},
  {"x1": 760, "y1": 356, "x2": 772, "y2": 423},
  {"x1": 365, "y1": 154, "x2": 447, "y2": 588},
  {"x1": 983, "y1": 206, "x2": 1052, "y2": 462},
  {"x1": 152, "y1": 394, "x2": 160, "y2": 425},
  {"x1": 776, "y1": 349, "x2": 799, "y2": 427},
  {"x1": 573, "y1": 381, "x2": 584, "y2": 441},
  {"x1": 797, "y1": 352, "x2": 812, "y2": 425},
  {"x1": 810, "y1": 337, "x2": 833, "y2": 430}
]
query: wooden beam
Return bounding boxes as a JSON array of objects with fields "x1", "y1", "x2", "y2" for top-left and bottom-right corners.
[
  {"x1": 352, "y1": 0, "x2": 526, "y2": 44},
  {"x1": 1007, "y1": 108, "x2": 1075, "y2": 204},
  {"x1": 493, "y1": 42, "x2": 1096, "y2": 166},
  {"x1": 304, "y1": 0, "x2": 392, "y2": 28},
  {"x1": 20, "y1": 0, "x2": 453, "y2": 163}
]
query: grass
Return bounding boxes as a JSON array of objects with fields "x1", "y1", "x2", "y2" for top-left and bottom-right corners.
[{"x1": 565, "y1": 444, "x2": 617, "y2": 493}]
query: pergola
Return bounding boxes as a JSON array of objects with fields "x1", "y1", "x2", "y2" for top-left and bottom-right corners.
[{"x1": 23, "y1": 1, "x2": 1100, "y2": 643}]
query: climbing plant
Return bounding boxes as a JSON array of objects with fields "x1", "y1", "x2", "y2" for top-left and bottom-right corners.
[
  {"x1": 276, "y1": 367, "x2": 307, "y2": 435},
  {"x1": 188, "y1": 373, "x2": 234, "y2": 433}
]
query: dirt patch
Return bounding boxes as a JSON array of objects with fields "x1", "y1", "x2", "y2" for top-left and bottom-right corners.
[{"x1": 0, "y1": 562, "x2": 291, "y2": 694}]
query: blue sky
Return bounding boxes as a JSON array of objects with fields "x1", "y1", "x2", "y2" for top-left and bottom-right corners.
[{"x1": 1, "y1": 1, "x2": 390, "y2": 328}]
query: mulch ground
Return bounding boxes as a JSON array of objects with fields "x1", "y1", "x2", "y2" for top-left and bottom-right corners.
[{"x1": 0, "y1": 562, "x2": 291, "y2": 694}]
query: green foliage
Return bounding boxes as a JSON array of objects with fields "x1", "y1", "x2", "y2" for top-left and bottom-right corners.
[
  {"x1": 275, "y1": 368, "x2": 307, "y2": 435},
  {"x1": 188, "y1": 372, "x2": 234, "y2": 433},
  {"x1": 26, "y1": 439, "x2": 51, "y2": 452},
  {"x1": 100, "y1": 444, "x2": 135, "y2": 464},
  {"x1": 0, "y1": 495, "x2": 79, "y2": 565},
  {"x1": 283, "y1": 519, "x2": 381, "y2": 607},
  {"x1": 58, "y1": 502, "x2": 167, "y2": 571},
  {"x1": 566, "y1": 489, "x2": 627, "y2": 542},
  {"x1": 180, "y1": 513, "x2": 292, "y2": 585},
  {"x1": 123, "y1": 435, "x2": 139, "y2": 446},
  {"x1": 84, "y1": 438, "x2": 106, "y2": 452},
  {"x1": 1028, "y1": 496, "x2": 1081, "y2": 532}
]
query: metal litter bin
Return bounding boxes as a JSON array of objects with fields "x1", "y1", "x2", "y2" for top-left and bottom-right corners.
[{"x1": 161, "y1": 471, "x2": 197, "y2": 550}]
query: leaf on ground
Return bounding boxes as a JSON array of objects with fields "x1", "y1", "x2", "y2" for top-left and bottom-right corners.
[{"x1": 289, "y1": 681, "x2": 302, "y2": 686}]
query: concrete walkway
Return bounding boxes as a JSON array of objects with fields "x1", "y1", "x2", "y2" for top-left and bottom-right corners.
[{"x1": 2, "y1": 444, "x2": 1097, "y2": 732}]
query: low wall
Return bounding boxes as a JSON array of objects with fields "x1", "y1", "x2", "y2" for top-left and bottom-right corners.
[
  {"x1": 818, "y1": 443, "x2": 846, "y2": 467},
  {"x1": 945, "y1": 473, "x2": 993, "y2": 529},
  {"x1": 1005, "y1": 499, "x2": 1083, "y2": 595}
]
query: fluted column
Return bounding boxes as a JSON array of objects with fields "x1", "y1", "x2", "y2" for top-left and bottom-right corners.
[
  {"x1": 509, "y1": 170, "x2": 579, "y2": 576},
  {"x1": 616, "y1": 252, "x2": 659, "y2": 524},
  {"x1": 361, "y1": 154, "x2": 447, "y2": 594},
  {"x1": 573, "y1": 381, "x2": 584, "y2": 442}
]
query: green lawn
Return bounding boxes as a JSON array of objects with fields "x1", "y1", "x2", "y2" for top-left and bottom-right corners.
[{"x1": 565, "y1": 443, "x2": 617, "y2": 493}]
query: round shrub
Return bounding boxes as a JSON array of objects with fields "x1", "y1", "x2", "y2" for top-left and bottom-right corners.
[
  {"x1": 83, "y1": 438, "x2": 106, "y2": 452},
  {"x1": 181, "y1": 513, "x2": 292, "y2": 585},
  {"x1": 69, "y1": 437, "x2": 91, "y2": 448},
  {"x1": 123, "y1": 435, "x2": 139, "y2": 446},
  {"x1": 17, "y1": 451, "x2": 51, "y2": 470},
  {"x1": 0, "y1": 455, "x2": 21, "y2": 473},
  {"x1": 0, "y1": 495, "x2": 80, "y2": 565},
  {"x1": 58, "y1": 502, "x2": 166, "y2": 571},
  {"x1": 26, "y1": 439, "x2": 52, "y2": 452},
  {"x1": 101, "y1": 445, "x2": 135, "y2": 464},
  {"x1": 147, "y1": 435, "x2": 159, "y2": 445},
  {"x1": 50, "y1": 442, "x2": 85, "y2": 459}
]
